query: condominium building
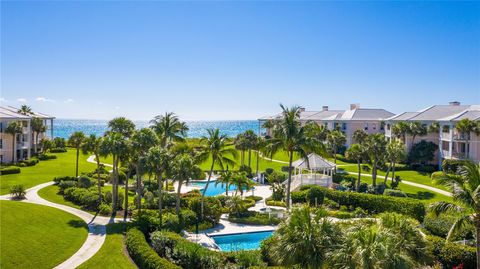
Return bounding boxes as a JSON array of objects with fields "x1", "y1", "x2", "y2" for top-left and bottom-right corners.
[
  {"x1": 258, "y1": 104, "x2": 395, "y2": 147},
  {"x1": 385, "y1": 102, "x2": 480, "y2": 166},
  {"x1": 0, "y1": 106, "x2": 54, "y2": 163}
]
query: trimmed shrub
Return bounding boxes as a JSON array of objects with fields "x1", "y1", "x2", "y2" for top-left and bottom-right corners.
[
  {"x1": 53, "y1": 176, "x2": 77, "y2": 184},
  {"x1": 58, "y1": 180, "x2": 77, "y2": 193},
  {"x1": 227, "y1": 250, "x2": 266, "y2": 268},
  {"x1": 291, "y1": 187, "x2": 426, "y2": 221},
  {"x1": 10, "y1": 184, "x2": 26, "y2": 199},
  {"x1": 265, "y1": 198, "x2": 286, "y2": 207},
  {"x1": 428, "y1": 235, "x2": 476, "y2": 269},
  {"x1": 38, "y1": 154, "x2": 57, "y2": 160},
  {"x1": 228, "y1": 212, "x2": 281, "y2": 225},
  {"x1": 0, "y1": 166, "x2": 21, "y2": 175},
  {"x1": 306, "y1": 186, "x2": 325, "y2": 206},
  {"x1": 98, "y1": 203, "x2": 112, "y2": 215},
  {"x1": 383, "y1": 189, "x2": 407, "y2": 197},
  {"x1": 126, "y1": 228, "x2": 181, "y2": 269},
  {"x1": 246, "y1": 195, "x2": 263, "y2": 202},
  {"x1": 424, "y1": 213, "x2": 474, "y2": 240},
  {"x1": 151, "y1": 231, "x2": 224, "y2": 269},
  {"x1": 78, "y1": 176, "x2": 95, "y2": 188},
  {"x1": 244, "y1": 198, "x2": 256, "y2": 209},
  {"x1": 63, "y1": 187, "x2": 99, "y2": 210},
  {"x1": 50, "y1": 147, "x2": 67, "y2": 153},
  {"x1": 20, "y1": 159, "x2": 39, "y2": 166}
]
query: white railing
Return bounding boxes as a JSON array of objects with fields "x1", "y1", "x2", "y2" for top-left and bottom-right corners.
[{"x1": 284, "y1": 174, "x2": 332, "y2": 191}]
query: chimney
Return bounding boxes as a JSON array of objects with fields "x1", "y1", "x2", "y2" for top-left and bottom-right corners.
[
  {"x1": 299, "y1": 107, "x2": 306, "y2": 112},
  {"x1": 322, "y1": 106, "x2": 329, "y2": 111},
  {"x1": 449, "y1": 101, "x2": 460, "y2": 106},
  {"x1": 350, "y1": 103, "x2": 360, "y2": 110}
]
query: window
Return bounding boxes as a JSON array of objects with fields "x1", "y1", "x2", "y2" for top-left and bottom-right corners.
[
  {"x1": 364, "y1": 123, "x2": 368, "y2": 131},
  {"x1": 0, "y1": 122, "x2": 3, "y2": 132},
  {"x1": 386, "y1": 124, "x2": 390, "y2": 131},
  {"x1": 342, "y1": 123, "x2": 347, "y2": 130},
  {"x1": 0, "y1": 139, "x2": 2, "y2": 149},
  {"x1": 334, "y1": 123, "x2": 339, "y2": 129},
  {"x1": 0, "y1": 155, "x2": 3, "y2": 164},
  {"x1": 372, "y1": 123, "x2": 377, "y2": 130}
]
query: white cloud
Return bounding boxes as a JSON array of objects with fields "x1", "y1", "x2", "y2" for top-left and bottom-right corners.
[
  {"x1": 35, "y1": 97, "x2": 56, "y2": 103},
  {"x1": 64, "y1": 98, "x2": 75, "y2": 104},
  {"x1": 17, "y1": 98, "x2": 27, "y2": 103}
]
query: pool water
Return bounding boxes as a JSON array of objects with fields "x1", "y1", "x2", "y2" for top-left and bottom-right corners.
[
  {"x1": 211, "y1": 231, "x2": 274, "y2": 251},
  {"x1": 188, "y1": 180, "x2": 239, "y2": 196}
]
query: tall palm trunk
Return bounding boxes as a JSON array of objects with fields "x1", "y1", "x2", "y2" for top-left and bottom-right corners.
[
  {"x1": 372, "y1": 158, "x2": 377, "y2": 188},
  {"x1": 248, "y1": 149, "x2": 252, "y2": 168},
  {"x1": 255, "y1": 150, "x2": 259, "y2": 176},
  {"x1": 383, "y1": 162, "x2": 392, "y2": 186},
  {"x1": 12, "y1": 135, "x2": 16, "y2": 163},
  {"x1": 35, "y1": 132, "x2": 39, "y2": 154},
  {"x1": 124, "y1": 169, "x2": 132, "y2": 221},
  {"x1": 356, "y1": 160, "x2": 361, "y2": 192},
  {"x1": 136, "y1": 166, "x2": 142, "y2": 212},
  {"x1": 95, "y1": 154, "x2": 102, "y2": 207},
  {"x1": 476, "y1": 222, "x2": 480, "y2": 269},
  {"x1": 391, "y1": 159, "x2": 397, "y2": 182},
  {"x1": 75, "y1": 147, "x2": 80, "y2": 177},
  {"x1": 112, "y1": 156, "x2": 118, "y2": 212},
  {"x1": 286, "y1": 150, "x2": 294, "y2": 209},
  {"x1": 225, "y1": 182, "x2": 229, "y2": 196},
  {"x1": 201, "y1": 160, "x2": 215, "y2": 219},
  {"x1": 158, "y1": 173, "x2": 164, "y2": 226},
  {"x1": 241, "y1": 151, "x2": 245, "y2": 166},
  {"x1": 176, "y1": 179, "x2": 183, "y2": 215}
]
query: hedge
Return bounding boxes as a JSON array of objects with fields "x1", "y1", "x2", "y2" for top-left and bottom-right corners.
[
  {"x1": 0, "y1": 166, "x2": 21, "y2": 175},
  {"x1": 50, "y1": 147, "x2": 67, "y2": 153},
  {"x1": 126, "y1": 228, "x2": 181, "y2": 269},
  {"x1": 291, "y1": 186, "x2": 426, "y2": 221},
  {"x1": 38, "y1": 154, "x2": 57, "y2": 160},
  {"x1": 428, "y1": 235, "x2": 476, "y2": 269}
]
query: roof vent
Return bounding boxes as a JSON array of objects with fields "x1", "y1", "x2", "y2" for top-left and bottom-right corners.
[
  {"x1": 350, "y1": 103, "x2": 360, "y2": 110},
  {"x1": 298, "y1": 107, "x2": 306, "y2": 112},
  {"x1": 449, "y1": 101, "x2": 461, "y2": 106},
  {"x1": 322, "y1": 106, "x2": 329, "y2": 111}
]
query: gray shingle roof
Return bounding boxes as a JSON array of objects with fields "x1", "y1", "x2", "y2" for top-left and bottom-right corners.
[
  {"x1": 387, "y1": 112, "x2": 420, "y2": 121},
  {"x1": 0, "y1": 106, "x2": 54, "y2": 120},
  {"x1": 408, "y1": 105, "x2": 470, "y2": 121},
  {"x1": 340, "y1": 108, "x2": 395, "y2": 121}
]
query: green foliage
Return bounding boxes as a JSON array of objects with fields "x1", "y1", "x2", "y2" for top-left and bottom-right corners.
[
  {"x1": 306, "y1": 186, "x2": 324, "y2": 206},
  {"x1": 58, "y1": 180, "x2": 77, "y2": 193},
  {"x1": 38, "y1": 154, "x2": 57, "y2": 160},
  {"x1": 98, "y1": 203, "x2": 112, "y2": 215},
  {"x1": 408, "y1": 141, "x2": 438, "y2": 164},
  {"x1": 150, "y1": 231, "x2": 225, "y2": 269},
  {"x1": 52, "y1": 137, "x2": 67, "y2": 148},
  {"x1": 9, "y1": 184, "x2": 26, "y2": 199},
  {"x1": 0, "y1": 166, "x2": 21, "y2": 175},
  {"x1": 265, "y1": 198, "x2": 286, "y2": 207},
  {"x1": 271, "y1": 182, "x2": 285, "y2": 201},
  {"x1": 50, "y1": 148, "x2": 68, "y2": 153},
  {"x1": 383, "y1": 189, "x2": 407, "y2": 197},
  {"x1": 20, "y1": 159, "x2": 39, "y2": 167},
  {"x1": 228, "y1": 211, "x2": 281, "y2": 225},
  {"x1": 53, "y1": 176, "x2": 77, "y2": 184},
  {"x1": 424, "y1": 213, "x2": 474, "y2": 240},
  {"x1": 227, "y1": 250, "x2": 266, "y2": 268},
  {"x1": 428, "y1": 235, "x2": 476, "y2": 269},
  {"x1": 126, "y1": 228, "x2": 181, "y2": 269},
  {"x1": 63, "y1": 187, "x2": 99, "y2": 210},
  {"x1": 77, "y1": 175, "x2": 95, "y2": 188}
]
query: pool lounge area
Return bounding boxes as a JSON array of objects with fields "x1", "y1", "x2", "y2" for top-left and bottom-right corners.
[
  {"x1": 209, "y1": 230, "x2": 274, "y2": 251},
  {"x1": 188, "y1": 179, "x2": 251, "y2": 196}
]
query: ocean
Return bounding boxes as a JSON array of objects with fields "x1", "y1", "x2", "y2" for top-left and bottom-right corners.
[{"x1": 52, "y1": 119, "x2": 260, "y2": 139}]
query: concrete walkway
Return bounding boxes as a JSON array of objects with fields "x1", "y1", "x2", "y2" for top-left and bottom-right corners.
[
  {"x1": 0, "y1": 182, "x2": 125, "y2": 269},
  {"x1": 87, "y1": 155, "x2": 113, "y2": 168},
  {"x1": 257, "y1": 153, "x2": 452, "y2": 197}
]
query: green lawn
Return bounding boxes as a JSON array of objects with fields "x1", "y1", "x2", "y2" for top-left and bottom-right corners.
[
  {"x1": 0, "y1": 149, "x2": 97, "y2": 195},
  {"x1": 78, "y1": 223, "x2": 136, "y2": 269},
  {"x1": 0, "y1": 200, "x2": 88, "y2": 269}
]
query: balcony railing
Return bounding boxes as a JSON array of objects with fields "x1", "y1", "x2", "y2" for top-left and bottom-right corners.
[
  {"x1": 16, "y1": 141, "x2": 28, "y2": 148},
  {"x1": 453, "y1": 133, "x2": 470, "y2": 141}
]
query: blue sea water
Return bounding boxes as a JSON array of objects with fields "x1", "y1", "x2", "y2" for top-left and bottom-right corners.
[
  {"x1": 52, "y1": 119, "x2": 260, "y2": 139},
  {"x1": 211, "y1": 231, "x2": 274, "y2": 251}
]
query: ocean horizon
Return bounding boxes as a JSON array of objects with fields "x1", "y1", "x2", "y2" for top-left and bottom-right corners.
[{"x1": 52, "y1": 119, "x2": 261, "y2": 139}]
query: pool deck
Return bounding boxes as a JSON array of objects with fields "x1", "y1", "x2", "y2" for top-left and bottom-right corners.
[{"x1": 202, "y1": 214, "x2": 278, "y2": 236}]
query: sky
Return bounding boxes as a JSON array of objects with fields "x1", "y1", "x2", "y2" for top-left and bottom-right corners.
[{"x1": 1, "y1": 1, "x2": 479, "y2": 120}]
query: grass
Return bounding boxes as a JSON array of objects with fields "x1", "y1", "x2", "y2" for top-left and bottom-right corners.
[
  {"x1": 37, "y1": 184, "x2": 93, "y2": 212},
  {"x1": 0, "y1": 149, "x2": 97, "y2": 195},
  {"x1": 0, "y1": 200, "x2": 88, "y2": 269},
  {"x1": 78, "y1": 223, "x2": 136, "y2": 269}
]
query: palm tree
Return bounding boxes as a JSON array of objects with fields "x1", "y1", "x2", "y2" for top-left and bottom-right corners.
[
  {"x1": 391, "y1": 121, "x2": 410, "y2": 144},
  {"x1": 352, "y1": 129, "x2": 368, "y2": 145},
  {"x1": 172, "y1": 153, "x2": 201, "y2": 214},
  {"x1": 430, "y1": 161, "x2": 480, "y2": 268},
  {"x1": 265, "y1": 104, "x2": 314, "y2": 209},
  {"x1": 327, "y1": 130, "x2": 346, "y2": 164},
  {"x1": 5, "y1": 121, "x2": 23, "y2": 163},
  {"x1": 68, "y1": 131, "x2": 86, "y2": 177},
  {"x1": 108, "y1": 117, "x2": 136, "y2": 138},
  {"x1": 100, "y1": 132, "x2": 129, "y2": 212},
  {"x1": 270, "y1": 206, "x2": 343, "y2": 268},
  {"x1": 232, "y1": 171, "x2": 253, "y2": 196},
  {"x1": 216, "y1": 170, "x2": 234, "y2": 196},
  {"x1": 345, "y1": 144, "x2": 364, "y2": 191},
  {"x1": 428, "y1": 121, "x2": 440, "y2": 134},
  {"x1": 304, "y1": 121, "x2": 329, "y2": 155},
  {"x1": 31, "y1": 118, "x2": 46, "y2": 154},
  {"x1": 455, "y1": 118, "x2": 480, "y2": 159},
  {"x1": 17, "y1": 105, "x2": 32, "y2": 115},
  {"x1": 243, "y1": 130, "x2": 258, "y2": 168},
  {"x1": 363, "y1": 133, "x2": 387, "y2": 189},
  {"x1": 234, "y1": 133, "x2": 248, "y2": 166},
  {"x1": 197, "y1": 128, "x2": 237, "y2": 218},
  {"x1": 131, "y1": 128, "x2": 159, "y2": 211},
  {"x1": 40, "y1": 138, "x2": 52, "y2": 153},
  {"x1": 145, "y1": 146, "x2": 171, "y2": 225},
  {"x1": 226, "y1": 195, "x2": 246, "y2": 217},
  {"x1": 81, "y1": 134, "x2": 104, "y2": 206},
  {"x1": 150, "y1": 112, "x2": 188, "y2": 147},
  {"x1": 383, "y1": 139, "x2": 406, "y2": 186},
  {"x1": 408, "y1": 121, "x2": 427, "y2": 146}
]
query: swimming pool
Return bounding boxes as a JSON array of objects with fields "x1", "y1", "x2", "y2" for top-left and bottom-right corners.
[
  {"x1": 188, "y1": 180, "x2": 239, "y2": 196},
  {"x1": 210, "y1": 231, "x2": 274, "y2": 251}
]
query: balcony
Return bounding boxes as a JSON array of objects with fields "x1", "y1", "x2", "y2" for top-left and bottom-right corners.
[
  {"x1": 16, "y1": 141, "x2": 28, "y2": 148},
  {"x1": 453, "y1": 132, "x2": 470, "y2": 141}
]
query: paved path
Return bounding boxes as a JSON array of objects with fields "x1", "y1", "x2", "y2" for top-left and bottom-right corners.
[
  {"x1": 87, "y1": 155, "x2": 113, "y2": 168},
  {"x1": 0, "y1": 182, "x2": 125, "y2": 269},
  {"x1": 257, "y1": 153, "x2": 452, "y2": 197}
]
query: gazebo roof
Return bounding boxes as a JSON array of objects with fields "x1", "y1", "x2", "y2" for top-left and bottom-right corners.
[{"x1": 292, "y1": 153, "x2": 336, "y2": 170}]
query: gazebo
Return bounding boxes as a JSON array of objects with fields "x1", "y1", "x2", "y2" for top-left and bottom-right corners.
[{"x1": 288, "y1": 153, "x2": 335, "y2": 190}]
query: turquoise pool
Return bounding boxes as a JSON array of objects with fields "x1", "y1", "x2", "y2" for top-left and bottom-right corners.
[
  {"x1": 210, "y1": 231, "x2": 274, "y2": 251},
  {"x1": 188, "y1": 180, "x2": 239, "y2": 196}
]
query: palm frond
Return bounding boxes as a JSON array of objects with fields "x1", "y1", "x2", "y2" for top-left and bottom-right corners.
[
  {"x1": 446, "y1": 214, "x2": 474, "y2": 241},
  {"x1": 429, "y1": 201, "x2": 464, "y2": 216}
]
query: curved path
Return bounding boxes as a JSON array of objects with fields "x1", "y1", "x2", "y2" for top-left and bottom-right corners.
[
  {"x1": 257, "y1": 152, "x2": 452, "y2": 197},
  {"x1": 0, "y1": 182, "x2": 124, "y2": 269}
]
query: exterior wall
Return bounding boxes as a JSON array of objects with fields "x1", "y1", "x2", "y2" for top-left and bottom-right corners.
[
  {"x1": 0, "y1": 118, "x2": 32, "y2": 164},
  {"x1": 343, "y1": 121, "x2": 385, "y2": 146}
]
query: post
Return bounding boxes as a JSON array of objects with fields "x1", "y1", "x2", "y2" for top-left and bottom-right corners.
[
  {"x1": 438, "y1": 124, "x2": 443, "y2": 170},
  {"x1": 26, "y1": 119, "x2": 31, "y2": 159},
  {"x1": 50, "y1": 118, "x2": 54, "y2": 138}
]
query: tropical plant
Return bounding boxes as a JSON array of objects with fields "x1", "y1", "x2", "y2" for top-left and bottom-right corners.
[
  {"x1": 17, "y1": 105, "x2": 32, "y2": 115},
  {"x1": 352, "y1": 129, "x2": 368, "y2": 145},
  {"x1": 232, "y1": 171, "x2": 254, "y2": 196},
  {"x1": 327, "y1": 130, "x2": 347, "y2": 164},
  {"x1": 226, "y1": 195, "x2": 247, "y2": 217},
  {"x1": 68, "y1": 131, "x2": 86, "y2": 177},
  {"x1": 197, "y1": 128, "x2": 237, "y2": 218},
  {"x1": 428, "y1": 121, "x2": 440, "y2": 133},
  {"x1": 81, "y1": 134, "x2": 104, "y2": 206},
  {"x1": 264, "y1": 104, "x2": 318, "y2": 209},
  {"x1": 39, "y1": 138, "x2": 52, "y2": 153},
  {"x1": 150, "y1": 112, "x2": 188, "y2": 148},
  {"x1": 391, "y1": 121, "x2": 410, "y2": 143},
  {"x1": 145, "y1": 146, "x2": 172, "y2": 225},
  {"x1": 455, "y1": 118, "x2": 480, "y2": 158},
  {"x1": 345, "y1": 144, "x2": 364, "y2": 191},
  {"x1": 303, "y1": 121, "x2": 329, "y2": 155},
  {"x1": 234, "y1": 133, "x2": 248, "y2": 166},
  {"x1": 31, "y1": 117, "x2": 46, "y2": 153},
  {"x1": 383, "y1": 139, "x2": 406, "y2": 186},
  {"x1": 363, "y1": 134, "x2": 387, "y2": 188},
  {"x1": 171, "y1": 153, "x2": 201, "y2": 214},
  {"x1": 216, "y1": 170, "x2": 234, "y2": 196},
  {"x1": 5, "y1": 121, "x2": 23, "y2": 163},
  {"x1": 430, "y1": 161, "x2": 480, "y2": 269},
  {"x1": 408, "y1": 140, "x2": 438, "y2": 165},
  {"x1": 10, "y1": 184, "x2": 26, "y2": 199},
  {"x1": 270, "y1": 206, "x2": 342, "y2": 268},
  {"x1": 108, "y1": 117, "x2": 136, "y2": 138},
  {"x1": 254, "y1": 136, "x2": 265, "y2": 176},
  {"x1": 408, "y1": 121, "x2": 428, "y2": 146}
]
